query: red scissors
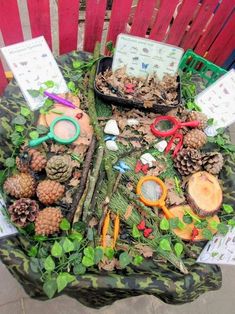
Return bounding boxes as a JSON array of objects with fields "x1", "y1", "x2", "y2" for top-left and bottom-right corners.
[{"x1": 150, "y1": 116, "x2": 199, "y2": 157}]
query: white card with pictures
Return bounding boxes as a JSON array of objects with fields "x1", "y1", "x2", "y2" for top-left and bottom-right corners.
[{"x1": 0, "y1": 196, "x2": 18, "y2": 239}]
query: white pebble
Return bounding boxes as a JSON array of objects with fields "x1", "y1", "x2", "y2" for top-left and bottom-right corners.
[
  {"x1": 104, "y1": 119, "x2": 120, "y2": 136},
  {"x1": 127, "y1": 118, "x2": 139, "y2": 126},
  {"x1": 154, "y1": 140, "x2": 168, "y2": 152},
  {"x1": 106, "y1": 140, "x2": 119, "y2": 151},
  {"x1": 204, "y1": 125, "x2": 218, "y2": 137},
  {"x1": 140, "y1": 153, "x2": 156, "y2": 167}
]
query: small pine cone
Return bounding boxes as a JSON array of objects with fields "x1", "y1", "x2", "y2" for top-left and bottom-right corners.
[
  {"x1": 202, "y1": 152, "x2": 224, "y2": 175},
  {"x1": 16, "y1": 156, "x2": 29, "y2": 173},
  {"x1": 37, "y1": 180, "x2": 65, "y2": 205},
  {"x1": 8, "y1": 198, "x2": 39, "y2": 227},
  {"x1": 46, "y1": 155, "x2": 73, "y2": 182},
  {"x1": 16, "y1": 149, "x2": 47, "y2": 173},
  {"x1": 183, "y1": 129, "x2": 207, "y2": 149},
  {"x1": 174, "y1": 148, "x2": 202, "y2": 176},
  {"x1": 35, "y1": 207, "x2": 63, "y2": 236},
  {"x1": 4, "y1": 173, "x2": 36, "y2": 199},
  {"x1": 187, "y1": 111, "x2": 208, "y2": 130}
]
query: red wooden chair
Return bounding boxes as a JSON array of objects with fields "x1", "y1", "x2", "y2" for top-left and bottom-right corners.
[{"x1": 0, "y1": 0, "x2": 234, "y2": 95}]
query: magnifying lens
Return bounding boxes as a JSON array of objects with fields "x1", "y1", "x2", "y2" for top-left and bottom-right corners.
[
  {"x1": 136, "y1": 176, "x2": 174, "y2": 219},
  {"x1": 150, "y1": 116, "x2": 199, "y2": 137},
  {"x1": 29, "y1": 116, "x2": 80, "y2": 147}
]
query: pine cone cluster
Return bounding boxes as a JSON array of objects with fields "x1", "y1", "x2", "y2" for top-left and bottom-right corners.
[
  {"x1": 4, "y1": 173, "x2": 36, "y2": 198},
  {"x1": 36, "y1": 180, "x2": 65, "y2": 205},
  {"x1": 174, "y1": 148, "x2": 202, "y2": 176},
  {"x1": 46, "y1": 155, "x2": 73, "y2": 182},
  {"x1": 202, "y1": 152, "x2": 224, "y2": 175},
  {"x1": 8, "y1": 198, "x2": 39, "y2": 227},
  {"x1": 16, "y1": 149, "x2": 47, "y2": 172},
  {"x1": 187, "y1": 111, "x2": 208, "y2": 130},
  {"x1": 35, "y1": 207, "x2": 63, "y2": 236},
  {"x1": 183, "y1": 129, "x2": 207, "y2": 149}
]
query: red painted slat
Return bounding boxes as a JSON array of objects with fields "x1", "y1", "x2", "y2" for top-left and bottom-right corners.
[
  {"x1": 182, "y1": 0, "x2": 219, "y2": 51},
  {"x1": 106, "y1": 0, "x2": 133, "y2": 49},
  {"x1": 27, "y1": 0, "x2": 52, "y2": 49},
  {"x1": 149, "y1": 0, "x2": 179, "y2": 42},
  {"x1": 58, "y1": 0, "x2": 79, "y2": 54},
  {"x1": 195, "y1": 0, "x2": 235, "y2": 56},
  {"x1": 206, "y1": 12, "x2": 235, "y2": 66},
  {"x1": 0, "y1": 0, "x2": 23, "y2": 45},
  {"x1": 166, "y1": 0, "x2": 199, "y2": 46},
  {"x1": 84, "y1": 0, "x2": 107, "y2": 52},
  {"x1": 0, "y1": 61, "x2": 8, "y2": 95},
  {"x1": 130, "y1": 0, "x2": 156, "y2": 37}
]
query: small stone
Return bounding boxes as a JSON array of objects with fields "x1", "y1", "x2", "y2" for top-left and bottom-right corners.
[
  {"x1": 127, "y1": 118, "x2": 139, "y2": 126},
  {"x1": 204, "y1": 125, "x2": 218, "y2": 137},
  {"x1": 104, "y1": 119, "x2": 120, "y2": 135},
  {"x1": 154, "y1": 140, "x2": 168, "y2": 152},
  {"x1": 140, "y1": 153, "x2": 156, "y2": 167},
  {"x1": 106, "y1": 140, "x2": 119, "y2": 151}
]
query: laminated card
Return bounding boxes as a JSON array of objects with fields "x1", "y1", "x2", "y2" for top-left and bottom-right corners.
[{"x1": 0, "y1": 195, "x2": 18, "y2": 239}]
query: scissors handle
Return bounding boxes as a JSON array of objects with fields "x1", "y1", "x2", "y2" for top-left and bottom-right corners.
[
  {"x1": 180, "y1": 120, "x2": 200, "y2": 128},
  {"x1": 165, "y1": 133, "x2": 183, "y2": 157}
]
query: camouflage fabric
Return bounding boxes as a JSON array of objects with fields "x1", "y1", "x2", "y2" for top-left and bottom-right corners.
[{"x1": 0, "y1": 51, "x2": 232, "y2": 309}]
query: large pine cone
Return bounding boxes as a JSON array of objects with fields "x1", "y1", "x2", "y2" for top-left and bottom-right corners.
[
  {"x1": 46, "y1": 155, "x2": 73, "y2": 182},
  {"x1": 8, "y1": 198, "x2": 39, "y2": 227},
  {"x1": 202, "y1": 152, "x2": 224, "y2": 175},
  {"x1": 35, "y1": 207, "x2": 63, "y2": 236},
  {"x1": 187, "y1": 111, "x2": 208, "y2": 130},
  {"x1": 16, "y1": 148, "x2": 47, "y2": 172},
  {"x1": 183, "y1": 129, "x2": 207, "y2": 149},
  {"x1": 37, "y1": 180, "x2": 65, "y2": 205},
  {"x1": 174, "y1": 148, "x2": 202, "y2": 176},
  {"x1": 4, "y1": 173, "x2": 36, "y2": 198}
]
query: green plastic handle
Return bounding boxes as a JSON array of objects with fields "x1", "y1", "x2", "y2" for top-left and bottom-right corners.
[{"x1": 29, "y1": 133, "x2": 53, "y2": 147}]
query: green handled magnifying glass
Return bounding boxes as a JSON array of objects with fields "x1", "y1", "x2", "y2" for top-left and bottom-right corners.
[{"x1": 29, "y1": 116, "x2": 80, "y2": 147}]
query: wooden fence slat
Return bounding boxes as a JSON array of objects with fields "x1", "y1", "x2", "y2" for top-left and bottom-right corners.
[
  {"x1": 130, "y1": 0, "x2": 156, "y2": 37},
  {"x1": 0, "y1": 0, "x2": 23, "y2": 45},
  {"x1": 84, "y1": 0, "x2": 107, "y2": 52},
  {"x1": 182, "y1": 0, "x2": 220, "y2": 51},
  {"x1": 206, "y1": 12, "x2": 235, "y2": 66},
  {"x1": 27, "y1": 0, "x2": 52, "y2": 49},
  {"x1": 105, "y1": 0, "x2": 133, "y2": 49},
  {"x1": 195, "y1": 0, "x2": 235, "y2": 56},
  {"x1": 58, "y1": 0, "x2": 79, "y2": 54},
  {"x1": 0, "y1": 61, "x2": 8, "y2": 95},
  {"x1": 166, "y1": 0, "x2": 199, "y2": 46},
  {"x1": 149, "y1": 0, "x2": 179, "y2": 42}
]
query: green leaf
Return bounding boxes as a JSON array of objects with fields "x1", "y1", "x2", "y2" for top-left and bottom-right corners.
[
  {"x1": 4, "y1": 157, "x2": 15, "y2": 168},
  {"x1": 174, "y1": 243, "x2": 183, "y2": 257},
  {"x1": 20, "y1": 106, "x2": 31, "y2": 117},
  {"x1": 209, "y1": 220, "x2": 219, "y2": 229},
  {"x1": 11, "y1": 132, "x2": 24, "y2": 146},
  {"x1": 119, "y1": 252, "x2": 132, "y2": 268},
  {"x1": 29, "y1": 257, "x2": 41, "y2": 273},
  {"x1": 63, "y1": 238, "x2": 75, "y2": 253},
  {"x1": 207, "y1": 118, "x2": 214, "y2": 126},
  {"x1": 37, "y1": 125, "x2": 49, "y2": 134},
  {"x1": 202, "y1": 228, "x2": 213, "y2": 240},
  {"x1": 195, "y1": 220, "x2": 208, "y2": 229},
  {"x1": 223, "y1": 204, "x2": 234, "y2": 214},
  {"x1": 104, "y1": 247, "x2": 114, "y2": 260},
  {"x1": 43, "y1": 278, "x2": 57, "y2": 299},
  {"x1": 67, "y1": 81, "x2": 76, "y2": 92},
  {"x1": 51, "y1": 241, "x2": 63, "y2": 258},
  {"x1": 183, "y1": 214, "x2": 193, "y2": 224},
  {"x1": 160, "y1": 218, "x2": 170, "y2": 230},
  {"x1": 73, "y1": 60, "x2": 83, "y2": 69},
  {"x1": 27, "y1": 89, "x2": 40, "y2": 97},
  {"x1": 106, "y1": 41, "x2": 115, "y2": 54},
  {"x1": 228, "y1": 219, "x2": 235, "y2": 227},
  {"x1": 94, "y1": 247, "x2": 103, "y2": 264},
  {"x1": 15, "y1": 125, "x2": 25, "y2": 132},
  {"x1": 28, "y1": 246, "x2": 38, "y2": 257},
  {"x1": 44, "y1": 256, "x2": 55, "y2": 272},
  {"x1": 159, "y1": 239, "x2": 171, "y2": 251},
  {"x1": 132, "y1": 224, "x2": 141, "y2": 238},
  {"x1": 59, "y1": 218, "x2": 70, "y2": 231},
  {"x1": 217, "y1": 223, "x2": 229, "y2": 235},
  {"x1": 169, "y1": 217, "x2": 180, "y2": 229},
  {"x1": 82, "y1": 256, "x2": 94, "y2": 267},
  {"x1": 34, "y1": 235, "x2": 48, "y2": 242},
  {"x1": 12, "y1": 115, "x2": 26, "y2": 125},
  {"x1": 177, "y1": 220, "x2": 185, "y2": 230},
  {"x1": 84, "y1": 246, "x2": 94, "y2": 259},
  {"x1": 29, "y1": 131, "x2": 39, "y2": 139},
  {"x1": 133, "y1": 255, "x2": 143, "y2": 266},
  {"x1": 69, "y1": 232, "x2": 83, "y2": 242},
  {"x1": 73, "y1": 263, "x2": 86, "y2": 275},
  {"x1": 44, "y1": 80, "x2": 55, "y2": 88},
  {"x1": 73, "y1": 221, "x2": 86, "y2": 233},
  {"x1": 87, "y1": 227, "x2": 94, "y2": 241},
  {"x1": 57, "y1": 272, "x2": 75, "y2": 293}
]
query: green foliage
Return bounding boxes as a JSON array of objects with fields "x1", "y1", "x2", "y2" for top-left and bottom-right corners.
[
  {"x1": 222, "y1": 204, "x2": 234, "y2": 214},
  {"x1": 159, "y1": 239, "x2": 171, "y2": 251},
  {"x1": 183, "y1": 214, "x2": 193, "y2": 224},
  {"x1": 174, "y1": 243, "x2": 183, "y2": 257},
  {"x1": 51, "y1": 242, "x2": 63, "y2": 258},
  {"x1": 132, "y1": 224, "x2": 141, "y2": 238},
  {"x1": 202, "y1": 229, "x2": 213, "y2": 240},
  {"x1": 60, "y1": 218, "x2": 71, "y2": 231},
  {"x1": 207, "y1": 130, "x2": 235, "y2": 154},
  {"x1": 119, "y1": 252, "x2": 132, "y2": 268},
  {"x1": 160, "y1": 218, "x2": 170, "y2": 231},
  {"x1": 106, "y1": 41, "x2": 115, "y2": 54}
]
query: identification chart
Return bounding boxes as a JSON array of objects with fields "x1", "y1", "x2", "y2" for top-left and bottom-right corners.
[
  {"x1": 1, "y1": 36, "x2": 68, "y2": 111},
  {"x1": 0, "y1": 196, "x2": 18, "y2": 239},
  {"x1": 195, "y1": 69, "x2": 235, "y2": 129},
  {"x1": 112, "y1": 34, "x2": 184, "y2": 80}
]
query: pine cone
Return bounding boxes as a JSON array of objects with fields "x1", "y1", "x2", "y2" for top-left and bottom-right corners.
[
  {"x1": 183, "y1": 129, "x2": 207, "y2": 149},
  {"x1": 4, "y1": 173, "x2": 36, "y2": 198},
  {"x1": 16, "y1": 149, "x2": 47, "y2": 173},
  {"x1": 174, "y1": 148, "x2": 202, "y2": 176},
  {"x1": 8, "y1": 198, "x2": 39, "y2": 227},
  {"x1": 202, "y1": 152, "x2": 224, "y2": 175},
  {"x1": 35, "y1": 207, "x2": 63, "y2": 236},
  {"x1": 46, "y1": 155, "x2": 73, "y2": 182},
  {"x1": 37, "y1": 180, "x2": 65, "y2": 205},
  {"x1": 187, "y1": 111, "x2": 208, "y2": 130}
]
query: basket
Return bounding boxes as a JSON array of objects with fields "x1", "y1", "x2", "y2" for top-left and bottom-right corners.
[{"x1": 179, "y1": 49, "x2": 227, "y2": 87}]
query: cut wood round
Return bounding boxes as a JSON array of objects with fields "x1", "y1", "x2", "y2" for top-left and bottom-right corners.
[
  {"x1": 186, "y1": 171, "x2": 222, "y2": 217},
  {"x1": 169, "y1": 205, "x2": 220, "y2": 241}
]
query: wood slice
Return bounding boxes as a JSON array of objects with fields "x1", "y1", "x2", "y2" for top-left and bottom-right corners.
[
  {"x1": 186, "y1": 171, "x2": 222, "y2": 217},
  {"x1": 169, "y1": 205, "x2": 220, "y2": 242}
]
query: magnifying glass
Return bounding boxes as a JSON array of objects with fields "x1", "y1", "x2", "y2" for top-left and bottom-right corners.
[
  {"x1": 150, "y1": 116, "x2": 199, "y2": 137},
  {"x1": 136, "y1": 176, "x2": 174, "y2": 219},
  {"x1": 29, "y1": 116, "x2": 80, "y2": 147}
]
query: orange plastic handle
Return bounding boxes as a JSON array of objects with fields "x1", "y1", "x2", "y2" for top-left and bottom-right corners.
[{"x1": 161, "y1": 204, "x2": 175, "y2": 219}]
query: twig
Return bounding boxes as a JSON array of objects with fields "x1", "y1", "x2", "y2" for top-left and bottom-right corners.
[{"x1": 89, "y1": 170, "x2": 105, "y2": 214}]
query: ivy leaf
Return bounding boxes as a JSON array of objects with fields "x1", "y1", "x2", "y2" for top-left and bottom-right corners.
[
  {"x1": 57, "y1": 272, "x2": 75, "y2": 293},
  {"x1": 202, "y1": 228, "x2": 213, "y2": 240},
  {"x1": 12, "y1": 115, "x2": 26, "y2": 125},
  {"x1": 160, "y1": 218, "x2": 169, "y2": 231},
  {"x1": 209, "y1": 220, "x2": 219, "y2": 229},
  {"x1": 28, "y1": 246, "x2": 38, "y2": 257},
  {"x1": 132, "y1": 224, "x2": 141, "y2": 238},
  {"x1": 82, "y1": 256, "x2": 94, "y2": 267},
  {"x1": 195, "y1": 220, "x2": 208, "y2": 229},
  {"x1": 119, "y1": 252, "x2": 132, "y2": 268},
  {"x1": 44, "y1": 256, "x2": 55, "y2": 272},
  {"x1": 183, "y1": 214, "x2": 193, "y2": 224},
  {"x1": 159, "y1": 239, "x2": 171, "y2": 251},
  {"x1": 94, "y1": 247, "x2": 103, "y2": 264},
  {"x1": 207, "y1": 118, "x2": 214, "y2": 126},
  {"x1": 84, "y1": 246, "x2": 95, "y2": 258},
  {"x1": 73, "y1": 263, "x2": 86, "y2": 275},
  {"x1": 67, "y1": 81, "x2": 76, "y2": 92},
  {"x1": 169, "y1": 217, "x2": 180, "y2": 229},
  {"x1": 51, "y1": 241, "x2": 63, "y2": 258},
  {"x1": 15, "y1": 125, "x2": 25, "y2": 132},
  {"x1": 37, "y1": 125, "x2": 49, "y2": 135},
  {"x1": 43, "y1": 278, "x2": 57, "y2": 299},
  {"x1": 20, "y1": 106, "x2": 31, "y2": 117},
  {"x1": 69, "y1": 232, "x2": 83, "y2": 242},
  {"x1": 63, "y1": 238, "x2": 75, "y2": 253},
  {"x1": 87, "y1": 227, "x2": 94, "y2": 241},
  {"x1": 228, "y1": 219, "x2": 235, "y2": 227},
  {"x1": 174, "y1": 243, "x2": 183, "y2": 257},
  {"x1": 29, "y1": 131, "x2": 39, "y2": 139},
  {"x1": 29, "y1": 257, "x2": 41, "y2": 273},
  {"x1": 27, "y1": 89, "x2": 40, "y2": 97},
  {"x1": 60, "y1": 218, "x2": 70, "y2": 231},
  {"x1": 217, "y1": 223, "x2": 229, "y2": 235},
  {"x1": 177, "y1": 220, "x2": 185, "y2": 230},
  {"x1": 104, "y1": 247, "x2": 114, "y2": 260},
  {"x1": 44, "y1": 80, "x2": 55, "y2": 88},
  {"x1": 223, "y1": 204, "x2": 234, "y2": 214},
  {"x1": 4, "y1": 157, "x2": 15, "y2": 168},
  {"x1": 73, "y1": 60, "x2": 83, "y2": 69},
  {"x1": 133, "y1": 255, "x2": 143, "y2": 266}
]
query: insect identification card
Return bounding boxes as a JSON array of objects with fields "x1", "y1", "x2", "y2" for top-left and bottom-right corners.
[
  {"x1": 195, "y1": 69, "x2": 235, "y2": 129},
  {"x1": 197, "y1": 227, "x2": 235, "y2": 265},
  {"x1": 1, "y1": 36, "x2": 68, "y2": 111},
  {"x1": 112, "y1": 34, "x2": 184, "y2": 79},
  {"x1": 0, "y1": 195, "x2": 18, "y2": 239}
]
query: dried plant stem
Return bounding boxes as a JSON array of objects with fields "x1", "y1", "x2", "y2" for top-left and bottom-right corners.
[{"x1": 0, "y1": 103, "x2": 17, "y2": 116}]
